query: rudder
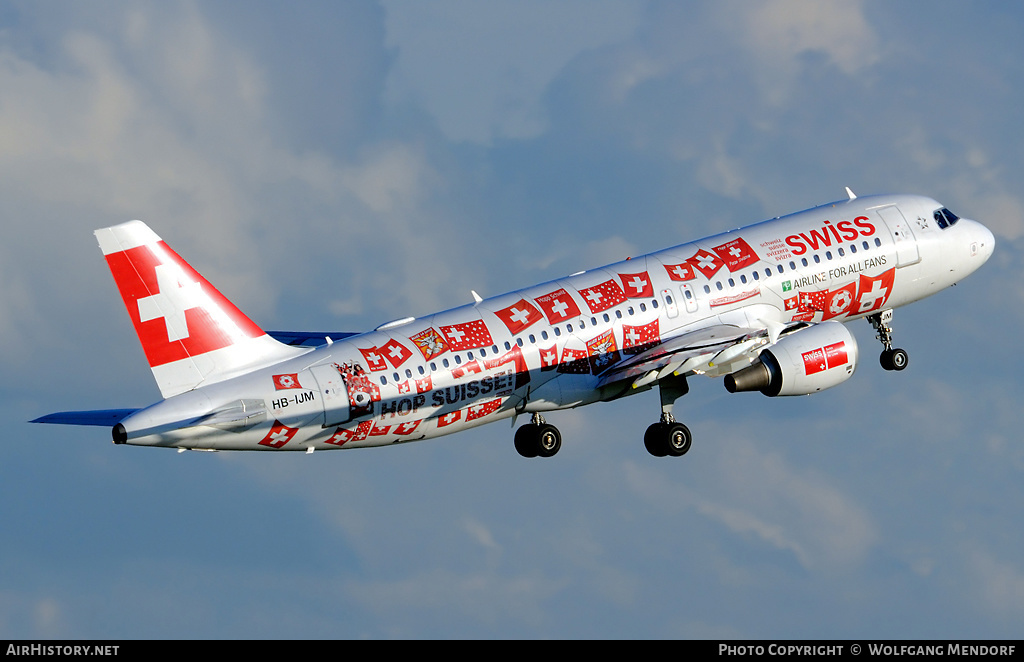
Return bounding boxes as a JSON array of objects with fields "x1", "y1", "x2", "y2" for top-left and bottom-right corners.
[{"x1": 95, "y1": 221, "x2": 305, "y2": 397}]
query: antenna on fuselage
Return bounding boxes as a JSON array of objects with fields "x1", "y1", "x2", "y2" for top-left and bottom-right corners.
[{"x1": 845, "y1": 186, "x2": 857, "y2": 200}]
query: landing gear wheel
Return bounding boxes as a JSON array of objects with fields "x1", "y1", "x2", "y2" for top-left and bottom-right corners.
[
  {"x1": 645, "y1": 422, "x2": 691, "y2": 457},
  {"x1": 890, "y1": 348, "x2": 909, "y2": 371},
  {"x1": 664, "y1": 422, "x2": 692, "y2": 457},
  {"x1": 514, "y1": 421, "x2": 561, "y2": 458},
  {"x1": 536, "y1": 424, "x2": 561, "y2": 458},
  {"x1": 880, "y1": 348, "x2": 909, "y2": 371},
  {"x1": 514, "y1": 424, "x2": 539, "y2": 458},
  {"x1": 644, "y1": 423, "x2": 669, "y2": 457}
]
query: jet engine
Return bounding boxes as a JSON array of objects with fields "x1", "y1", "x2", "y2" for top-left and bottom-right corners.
[{"x1": 724, "y1": 321, "x2": 858, "y2": 397}]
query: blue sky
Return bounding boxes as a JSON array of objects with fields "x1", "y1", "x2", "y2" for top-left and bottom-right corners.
[{"x1": 3, "y1": 0, "x2": 1023, "y2": 638}]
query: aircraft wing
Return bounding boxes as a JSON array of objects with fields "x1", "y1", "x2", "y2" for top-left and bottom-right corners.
[
  {"x1": 30, "y1": 409, "x2": 141, "y2": 426},
  {"x1": 597, "y1": 324, "x2": 768, "y2": 388},
  {"x1": 266, "y1": 331, "x2": 360, "y2": 347}
]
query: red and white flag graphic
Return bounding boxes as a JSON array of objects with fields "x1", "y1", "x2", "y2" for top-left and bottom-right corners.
[
  {"x1": 802, "y1": 347, "x2": 828, "y2": 375},
  {"x1": 534, "y1": 288, "x2": 581, "y2": 324},
  {"x1": 440, "y1": 319, "x2": 493, "y2": 351},
  {"x1": 622, "y1": 319, "x2": 661, "y2": 354},
  {"x1": 798, "y1": 290, "x2": 828, "y2": 313},
  {"x1": 687, "y1": 249, "x2": 723, "y2": 279},
  {"x1": 784, "y1": 295, "x2": 800, "y2": 311},
  {"x1": 822, "y1": 282, "x2": 857, "y2": 320},
  {"x1": 396, "y1": 380, "x2": 412, "y2": 394},
  {"x1": 358, "y1": 346, "x2": 388, "y2": 372},
  {"x1": 369, "y1": 423, "x2": 391, "y2": 436},
  {"x1": 381, "y1": 338, "x2": 413, "y2": 369},
  {"x1": 619, "y1": 271, "x2": 654, "y2": 298},
  {"x1": 467, "y1": 398, "x2": 502, "y2": 422},
  {"x1": 664, "y1": 262, "x2": 695, "y2": 282},
  {"x1": 394, "y1": 420, "x2": 422, "y2": 436},
  {"x1": 587, "y1": 329, "x2": 620, "y2": 374},
  {"x1": 855, "y1": 268, "x2": 895, "y2": 314},
  {"x1": 579, "y1": 279, "x2": 627, "y2": 313},
  {"x1": 802, "y1": 341, "x2": 849, "y2": 375},
  {"x1": 451, "y1": 360, "x2": 484, "y2": 379},
  {"x1": 325, "y1": 420, "x2": 373, "y2": 446},
  {"x1": 415, "y1": 375, "x2": 433, "y2": 394},
  {"x1": 712, "y1": 237, "x2": 759, "y2": 272},
  {"x1": 258, "y1": 420, "x2": 298, "y2": 449},
  {"x1": 272, "y1": 373, "x2": 302, "y2": 390},
  {"x1": 539, "y1": 345, "x2": 559, "y2": 371},
  {"x1": 558, "y1": 347, "x2": 591, "y2": 374},
  {"x1": 409, "y1": 327, "x2": 449, "y2": 360},
  {"x1": 437, "y1": 409, "x2": 462, "y2": 428},
  {"x1": 493, "y1": 299, "x2": 543, "y2": 335}
]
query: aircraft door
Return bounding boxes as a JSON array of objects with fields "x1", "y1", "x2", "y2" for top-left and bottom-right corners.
[
  {"x1": 660, "y1": 289, "x2": 679, "y2": 318},
  {"x1": 680, "y1": 284, "x2": 699, "y2": 313},
  {"x1": 877, "y1": 206, "x2": 921, "y2": 267},
  {"x1": 309, "y1": 363, "x2": 351, "y2": 428}
]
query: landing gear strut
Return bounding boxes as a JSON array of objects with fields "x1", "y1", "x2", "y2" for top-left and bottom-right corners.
[
  {"x1": 644, "y1": 374, "x2": 692, "y2": 457},
  {"x1": 868, "y1": 309, "x2": 909, "y2": 371},
  {"x1": 514, "y1": 413, "x2": 561, "y2": 458}
]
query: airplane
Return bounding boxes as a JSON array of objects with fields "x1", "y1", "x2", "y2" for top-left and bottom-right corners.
[{"x1": 32, "y1": 189, "x2": 994, "y2": 458}]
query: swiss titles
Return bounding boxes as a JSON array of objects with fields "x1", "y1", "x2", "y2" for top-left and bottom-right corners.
[{"x1": 784, "y1": 216, "x2": 875, "y2": 256}]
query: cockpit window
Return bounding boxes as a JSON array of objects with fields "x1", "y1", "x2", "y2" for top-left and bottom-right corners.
[{"x1": 934, "y1": 207, "x2": 960, "y2": 230}]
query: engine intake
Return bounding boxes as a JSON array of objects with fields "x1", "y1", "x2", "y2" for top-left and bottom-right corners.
[{"x1": 725, "y1": 321, "x2": 858, "y2": 396}]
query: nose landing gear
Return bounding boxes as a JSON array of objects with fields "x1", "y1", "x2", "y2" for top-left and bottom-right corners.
[{"x1": 868, "y1": 310, "x2": 909, "y2": 371}]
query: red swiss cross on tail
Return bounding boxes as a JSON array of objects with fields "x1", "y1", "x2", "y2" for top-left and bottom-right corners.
[{"x1": 95, "y1": 221, "x2": 303, "y2": 398}]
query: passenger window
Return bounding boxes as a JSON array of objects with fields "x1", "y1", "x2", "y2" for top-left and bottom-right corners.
[
  {"x1": 850, "y1": 244, "x2": 857, "y2": 254},
  {"x1": 740, "y1": 274, "x2": 747, "y2": 284},
  {"x1": 704, "y1": 285, "x2": 711, "y2": 294},
  {"x1": 788, "y1": 262, "x2": 795, "y2": 271},
  {"x1": 813, "y1": 254, "x2": 821, "y2": 264},
  {"x1": 567, "y1": 324, "x2": 574, "y2": 332},
  {"x1": 504, "y1": 342, "x2": 511, "y2": 350},
  {"x1": 874, "y1": 238, "x2": 882, "y2": 247},
  {"x1": 627, "y1": 307, "x2": 635, "y2": 315},
  {"x1": 380, "y1": 376, "x2": 387, "y2": 385},
  {"x1": 801, "y1": 258, "x2": 808, "y2": 267},
  {"x1": 716, "y1": 282, "x2": 723, "y2": 291},
  {"x1": 541, "y1": 330, "x2": 548, "y2": 340},
  {"x1": 728, "y1": 278, "x2": 735, "y2": 287},
  {"x1": 825, "y1": 251, "x2": 832, "y2": 260},
  {"x1": 443, "y1": 358, "x2": 450, "y2": 368},
  {"x1": 529, "y1": 334, "x2": 535, "y2": 343},
  {"x1": 554, "y1": 327, "x2": 561, "y2": 337},
  {"x1": 454, "y1": 355, "x2": 462, "y2": 365},
  {"x1": 392, "y1": 372, "x2": 399, "y2": 381},
  {"x1": 639, "y1": 303, "x2": 647, "y2": 312},
  {"x1": 862, "y1": 241, "x2": 869, "y2": 250},
  {"x1": 685, "y1": 289, "x2": 692, "y2": 299},
  {"x1": 516, "y1": 338, "x2": 524, "y2": 347},
  {"x1": 430, "y1": 362, "x2": 437, "y2": 372},
  {"x1": 752, "y1": 271, "x2": 759, "y2": 281},
  {"x1": 603, "y1": 314, "x2": 610, "y2": 322},
  {"x1": 838, "y1": 247, "x2": 845, "y2": 257}
]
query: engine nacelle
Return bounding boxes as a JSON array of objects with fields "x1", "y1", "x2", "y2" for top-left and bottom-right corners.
[{"x1": 724, "y1": 321, "x2": 858, "y2": 397}]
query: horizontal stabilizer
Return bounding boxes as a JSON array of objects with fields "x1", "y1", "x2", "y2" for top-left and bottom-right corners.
[
  {"x1": 266, "y1": 331, "x2": 360, "y2": 347},
  {"x1": 31, "y1": 409, "x2": 140, "y2": 427}
]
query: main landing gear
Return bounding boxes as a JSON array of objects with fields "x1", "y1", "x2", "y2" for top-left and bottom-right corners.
[
  {"x1": 514, "y1": 413, "x2": 562, "y2": 458},
  {"x1": 868, "y1": 309, "x2": 909, "y2": 371},
  {"x1": 644, "y1": 374, "x2": 692, "y2": 457}
]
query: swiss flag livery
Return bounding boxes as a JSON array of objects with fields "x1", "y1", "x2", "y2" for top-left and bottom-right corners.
[
  {"x1": 712, "y1": 238, "x2": 759, "y2": 272},
  {"x1": 273, "y1": 373, "x2": 302, "y2": 390},
  {"x1": 558, "y1": 347, "x2": 590, "y2": 374},
  {"x1": 494, "y1": 299, "x2": 543, "y2": 335},
  {"x1": 440, "y1": 320, "x2": 493, "y2": 351},
  {"x1": 381, "y1": 339, "x2": 413, "y2": 368},
  {"x1": 409, "y1": 327, "x2": 449, "y2": 360},
  {"x1": 687, "y1": 250, "x2": 723, "y2": 279},
  {"x1": 586, "y1": 330, "x2": 620, "y2": 375},
  {"x1": 437, "y1": 409, "x2": 462, "y2": 428},
  {"x1": 325, "y1": 420, "x2": 373, "y2": 446},
  {"x1": 394, "y1": 420, "x2": 422, "y2": 436},
  {"x1": 104, "y1": 242, "x2": 263, "y2": 368},
  {"x1": 358, "y1": 346, "x2": 389, "y2": 372},
  {"x1": 579, "y1": 279, "x2": 627, "y2": 313},
  {"x1": 467, "y1": 398, "x2": 503, "y2": 422},
  {"x1": 619, "y1": 272, "x2": 654, "y2": 298},
  {"x1": 664, "y1": 262, "x2": 695, "y2": 282},
  {"x1": 855, "y1": 268, "x2": 896, "y2": 314},
  {"x1": 802, "y1": 342, "x2": 849, "y2": 375},
  {"x1": 622, "y1": 320, "x2": 661, "y2": 354},
  {"x1": 259, "y1": 420, "x2": 298, "y2": 449},
  {"x1": 534, "y1": 288, "x2": 581, "y2": 324},
  {"x1": 539, "y1": 345, "x2": 559, "y2": 371},
  {"x1": 822, "y1": 282, "x2": 857, "y2": 320}
]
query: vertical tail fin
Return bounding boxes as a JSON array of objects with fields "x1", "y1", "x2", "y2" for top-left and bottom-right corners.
[{"x1": 95, "y1": 221, "x2": 305, "y2": 398}]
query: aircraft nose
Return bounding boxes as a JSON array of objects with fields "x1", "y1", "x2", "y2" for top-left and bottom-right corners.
[{"x1": 971, "y1": 220, "x2": 995, "y2": 263}]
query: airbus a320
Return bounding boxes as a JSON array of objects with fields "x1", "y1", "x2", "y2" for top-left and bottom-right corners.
[{"x1": 33, "y1": 190, "x2": 994, "y2": 458}]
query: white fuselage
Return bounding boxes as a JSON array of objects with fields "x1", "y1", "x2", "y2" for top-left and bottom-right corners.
[{"x1": 117, "y1": 194, "x2": 994, "y2": 450}]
